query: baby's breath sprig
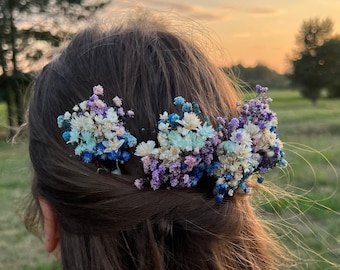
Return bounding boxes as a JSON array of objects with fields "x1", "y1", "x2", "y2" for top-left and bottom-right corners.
[{"x1": 57, "y1": 85, "x2": 137, "y2": 174}]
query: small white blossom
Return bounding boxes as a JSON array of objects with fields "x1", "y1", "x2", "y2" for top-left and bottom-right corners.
[
  {"x1": 106, "y1": 108, "x2": 118, "y2": 123},
  {"x1": 230, "y1": 129, "x2": 252, "y2": 146},
  {"x1": 235, "y1": 144, "x2": 252, "y2": 159},
  {"x1": 64, "y1": 111, "x2": 71, "y2": 120},
  {"x1": 244, "y1": 123, "x2": 261, "y2": 139},
  {"x1": 158, "y1": 122, "x2": 170, "y2": 132},
  {"x1": 79, "y1": 101, "x2": 88, "y2": 111},
  {"x1": 159, "y1": 146, "x2": 181, "y2": 162},
  {"x1": 135, "y1": 140, "x2": 156, "y2": 157},
  {"x1": 72, "y1": 105, "x2": 79, "y2": 112},
  {"x1": 267, "y1": 151, "x2": 275, "y2": 158},
  {"x1": 157, "y1": 133, "x2": 169, "y2": 147},
  {"x1": 93, "y1": 85, "x2": 104, "y2": 96},
  {"x1": 216, "y1": 177, "x2": 225, "y2": 185},
  {"x1": 115, "y1": 126, "x2": 125, "y2": 136},
  {"x1": 159, "y1": 111, "x2": 168, "y2": 120},
  {"x1": 103, "y1": 137, "x2": 125, "y2": 152},
  {"x1": 176, "y1": 112, "x2": 201, "y2": 134}
]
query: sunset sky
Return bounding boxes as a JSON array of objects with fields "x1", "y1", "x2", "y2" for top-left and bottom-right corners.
[{"x1": 106, "y1": 0, "x2": 340, "y2": 73}]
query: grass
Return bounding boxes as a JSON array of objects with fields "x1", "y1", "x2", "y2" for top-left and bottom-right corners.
[
  {"x1": 0, "y1": 90, "x2": 339, "y2": 269},
  {"x1": 0, "y1": 142, "x2": 59, "y2": 269},
  {"x1": 255, "y1": 90, "x2": 340, "y2": 269},
  {"x1": 0, "y1": 103, "x2": 8, "y2": 138}
]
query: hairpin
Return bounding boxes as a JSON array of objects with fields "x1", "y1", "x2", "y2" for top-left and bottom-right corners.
[
  {"x1": 134, "y1": 85, "x2": 287, "y2": 201},
  {"x1": 57, "y1": 84, "x2": 287, "y2": 202},
  {"x1": 57, "y1": 85, "x2": 137, "y2": 175}
]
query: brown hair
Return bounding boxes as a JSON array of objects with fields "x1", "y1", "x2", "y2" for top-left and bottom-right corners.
[{"x1": 26, "y1": 11, "x2": 287, "y2": 270}]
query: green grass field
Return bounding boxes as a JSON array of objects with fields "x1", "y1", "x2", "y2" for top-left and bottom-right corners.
[{"x1": 0, "y1": 90, "x2": 339, "y2": 269}]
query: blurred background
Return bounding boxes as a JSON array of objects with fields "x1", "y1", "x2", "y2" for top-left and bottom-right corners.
[{"x1": 0, "y1": 0, "x2": 339, "y2": 269}]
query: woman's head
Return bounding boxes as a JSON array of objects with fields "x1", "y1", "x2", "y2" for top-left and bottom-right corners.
[{"x1": 26, "y1": 11, "x2": 285, "y2": 270}]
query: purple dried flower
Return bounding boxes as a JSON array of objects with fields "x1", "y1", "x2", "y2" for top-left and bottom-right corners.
[
  {"x1": 169, "y1": 161, "x2": 181, "y2": 173},
  {"x1": 256, "y1": 84, "x2": 268, "y2": 94},
  {"x1": 236, "y1": 132, "x2": 243, "y2": 143},
  {"x1": 150, "y1": 159, "x2": 159, "y2": 171},
  {"x1": 113, "y1": 96, "x2": 123, "y2": 107},
  {"x1": 142, "y1": 156, "x2": 151, "y2": 173},
  {"x1": 117, "y1": 107, "x2": 125, "y2": 116},
  {"x1": 217, "y1": 116, "x2": 226, "y2": 125},
  {"x1": 89, "y1": 94, "x2": 99, "y2": 101},
  {"x1": 170, "y1": 178, "x2": 179, "y2": 187},
  {"x1": 182, "y1": 174, "x2": 191, "y2": 187},
  {"x1": 126, "y1": 110, "x2": 135, "y2": 117},
  {"x1": 134, "y1": 179, "x2": 145, "y2": 189},
  {"x1": 227, "y1": 118, "x2": 239, "y2": 131},
  {"x1": 258, "y1": 122, "x2": 266, "y2": 129},
  {"x1": 96, "y1": 107, "x2": 106, "y2": 115},
  {"x1": 259, "y1": 167, "x2": 268, "y2": 173},
  {"x1": 184, "y1": 155, "x2": 197, "y2": 171},
  {"x1": 150, "y1": 178, "x2": 161, "y2": 190}
]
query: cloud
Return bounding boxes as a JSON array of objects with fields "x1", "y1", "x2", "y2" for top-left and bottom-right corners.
[
  {"x1": 222, "y1": 4, "x2": 283, "y2": 17},
  {"x1": 114, "y1": 0, "x2": 230, "y2": 22},
  {"x1": 246, "y1": 7, "x2": 284, "y2": 16},
  {"x1": 145, "y1": 0, "x2": 198, "y2": 13},
  {"x1": 190, "y1": 12, "x2": 229, "y2": 22}
]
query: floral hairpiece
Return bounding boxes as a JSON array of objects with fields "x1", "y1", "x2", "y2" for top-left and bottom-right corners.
[
  {"x1": 134, "y1": 85, "x2": 287, "y2": 201},
  {"x1": 57, "y1": 84, "x2": 287, "y2": 202},
  {"x1": 57, "y1": 85, "x2": 137, "y2": 174}
]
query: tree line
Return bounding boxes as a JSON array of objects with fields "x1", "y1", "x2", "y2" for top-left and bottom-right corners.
[
  {"x1": 1, "y1": 11, "x2": 340, "y2": 138},
  {"x1": 224, "y1": 64, "x2": 290, "y2": 90}
]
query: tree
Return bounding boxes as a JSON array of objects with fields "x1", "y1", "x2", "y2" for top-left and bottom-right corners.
[
  {"x1": 290, "y1": 17, "x2": 334, "y2": 105},
  {"x1": 0, "y1": 0, "x2": 110, "y2": 137},
  {"x1": 316, "y1": 38, "x2": 340, "y2": 98}
]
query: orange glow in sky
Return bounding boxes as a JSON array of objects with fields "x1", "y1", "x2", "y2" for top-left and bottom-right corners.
[{"x1": 104, "y1": 0, "x2": 340, "y2": 74}]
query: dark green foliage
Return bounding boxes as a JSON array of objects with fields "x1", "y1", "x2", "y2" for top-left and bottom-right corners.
[
  {"x1": 225, "y1": 64, "x2": 290, "y2": 90},
  {"x1": 317, "y1": 38, "x2": 340, "y2": 98},
  {"x1": 290, "y1": 17, "x2": 340, "y2": 103},
  {"x1": 0, "y1": 0, "x2": 110, "y2": 137}
]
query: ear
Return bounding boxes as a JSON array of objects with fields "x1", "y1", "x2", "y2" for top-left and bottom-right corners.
[{"x1": 39, "y1": 198, "x2": 60, "y2": 254}]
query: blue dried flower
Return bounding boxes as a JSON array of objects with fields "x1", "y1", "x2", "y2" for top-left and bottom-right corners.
[
  {"x1": 215, "y1": 193, "x2": 224, "y2": 203},
  {"x1": 57, "y1": 115, "x2": 65, "y2": 128},
  {"x1": 108, "y1": 150, "x2": 121, "y2": 161},
  {"x1": 182, "y1": 102, "x2": 193, "y2": 112},
  {"x1": 122, "y1": 131, "x2": 137, "y2": 147},
  {"x1": 192, "y1": 102, "x2": 201, "y2": 115},
  {"x1": 174, "y1": 96, "x2": 185, "y2": 106},
  {"x1": 257, "y1": 176, "x2": 265, "y2": 183},
  {"x1": 168, "y1": 113, "x2": 180, "y2": 125},
  {"x1": 82, "y1": 152, "x2": 93, "y2": 163},
  {"x1": 62, "y1": 131, "x2": 71, "y2": 141},
  {"x1": 121, "y1": 151, "x2": 131, "y2": 162}
]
